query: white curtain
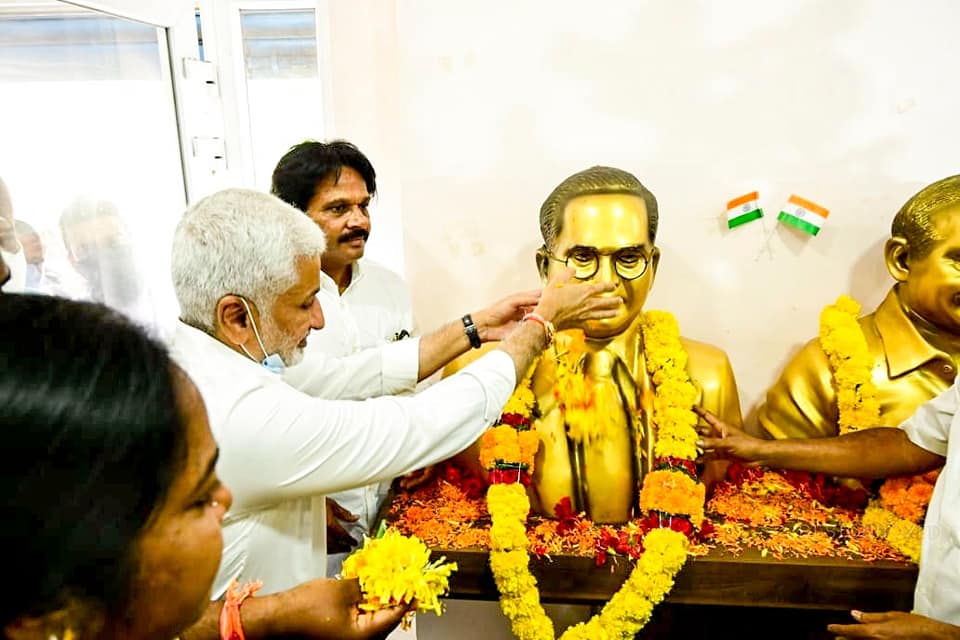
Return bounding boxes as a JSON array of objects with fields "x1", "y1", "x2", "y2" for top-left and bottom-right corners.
[{"x1": 60, "y1": 0, "x2": 193, "y2": 26}]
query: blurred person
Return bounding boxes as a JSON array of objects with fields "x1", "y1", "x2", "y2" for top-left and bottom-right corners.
[
  {"x1": 0, "y1": 177, "x2": 26, "y2": 292},
  {"x1": 1, "y1": 294, "x2": 408, "y2": 640},
  {"x1": 59, "y1": 197, "x2": 150, "y2": 324},
  {"x1": 0, "y1": 245, "x2": 10, "y2": 291},
  {"x1": 169, "y1": 188, "x2": 619, "y2": 599},
  {"x1": 14, "y1": 219, "x2": 44, "y2": 291}
]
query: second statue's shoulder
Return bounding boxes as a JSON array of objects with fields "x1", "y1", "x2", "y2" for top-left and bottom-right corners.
[{"x1": 678, "y1": 335, "x2": 733, "y2": 370}]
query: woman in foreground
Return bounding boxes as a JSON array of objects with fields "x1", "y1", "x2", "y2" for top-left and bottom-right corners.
[{"x1": 1, "y1": 294, "x2": 405, "y2": 640}]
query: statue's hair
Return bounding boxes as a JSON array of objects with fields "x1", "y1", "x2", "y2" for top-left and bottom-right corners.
[
  {"x1": 539, "y1": 166, "x2": 658, "y2": 250},
  {"x1": 891, "y1": 175, "x2": 960, "y2": 259}
]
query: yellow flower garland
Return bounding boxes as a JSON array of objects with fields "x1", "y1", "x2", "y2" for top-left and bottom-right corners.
[
  {"x1": 818, "y1": 295, "x2": 925, "y2": 561},
  {"x1": 484, "y1": 310, "x2": 700, "y2": 639},
  {"x1": 341, "y1": 529, "x2": 458, "y2": 616}
]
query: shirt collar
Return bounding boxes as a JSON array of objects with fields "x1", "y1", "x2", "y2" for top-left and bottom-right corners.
[
  {"x1": 172, "y1": 320, "x2": 269, "y2": 378},
  {"x1": 319, "y1": 260, "x2": 365, "y2": 296},
  {"x1": 875, "y1": 287, "x2": 950, "y2": 378}
]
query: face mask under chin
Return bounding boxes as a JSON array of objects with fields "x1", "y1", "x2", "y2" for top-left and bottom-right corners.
[{"x1": 238, "y1": 297, "x2": 288, "y2": 374}]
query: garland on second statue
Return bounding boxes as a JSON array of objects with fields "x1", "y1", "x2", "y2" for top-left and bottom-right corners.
[{"x1": 819, "y1": 295, "x2": 930, "y2": 561}]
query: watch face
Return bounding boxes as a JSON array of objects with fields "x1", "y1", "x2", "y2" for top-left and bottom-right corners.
[{"x1": 462, "y1": 315, "x2": 481, "y2": 348}]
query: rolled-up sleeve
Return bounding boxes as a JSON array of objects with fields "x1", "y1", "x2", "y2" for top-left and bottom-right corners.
[
  {"x1": 222, "y1": 349, "x2": 516, "y2": 510},
  {"x1": 899, "y1": 383, "x2": 957, "y2": 457}
]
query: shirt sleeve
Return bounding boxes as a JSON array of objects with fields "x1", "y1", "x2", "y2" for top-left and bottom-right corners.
[
  {"x1": 221, "y1": 349, "x2": 516, "y2": 511},
  {"x1": 899, "y1": 383, "x2": 957, "y2": 457},
  {"x1": 282, "y1": 336, "x2": 420, "y2": 400}
]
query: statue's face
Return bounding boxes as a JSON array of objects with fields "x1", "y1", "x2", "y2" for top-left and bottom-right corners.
[
  {"x1": 900, "y1": 206, "x2": 960, "y2": 335},
  {"x1": 547, "y1": 193, "x2": 658, "y2": 339}
]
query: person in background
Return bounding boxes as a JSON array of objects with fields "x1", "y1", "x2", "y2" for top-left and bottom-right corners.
[
  {"x1": 59, "y1": 197, "x2": 151, "y2": 325},
  {"x1": 272, "y1": 140, "x2": 440, "y2": 575},
  {"x1": 1, "y1": 294, "x2": 408, "y2": 640},
  {"x1": 0, "y1": 244, "x2": 10, "y2": 291},
  {"x1": 14, "y1": 219, "x2": 45, "y2": 291},
  {"x1": 0, "y1": 177, "x2": 26, "y2": 293}
]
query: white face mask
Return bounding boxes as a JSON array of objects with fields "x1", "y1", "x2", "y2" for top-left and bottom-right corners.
[
  {"x1": 238, "y1": 297, "x2": 286, "y2": 374},
  {"x1": 0, "y1": 246, "x2": 26, "y2": 293}
]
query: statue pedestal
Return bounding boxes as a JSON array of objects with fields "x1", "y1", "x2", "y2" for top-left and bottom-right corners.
[{"x1": 433, "y1": 546, "x2": 916, "y2": 610}]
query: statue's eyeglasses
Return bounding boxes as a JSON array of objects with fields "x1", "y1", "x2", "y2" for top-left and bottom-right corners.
[{"x1": 545, "y1": 246, "x2": 650, "y2": 281}]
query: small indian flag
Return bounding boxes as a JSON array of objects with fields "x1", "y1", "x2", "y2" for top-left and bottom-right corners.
[
  {"x1": 778, "y1": 195, "x2": 829, "y2": 236},
  {"x1": 726, "y1": 191, "x2": 763, "y2": 229}
]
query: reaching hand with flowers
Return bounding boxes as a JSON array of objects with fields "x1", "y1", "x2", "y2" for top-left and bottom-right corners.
[{"x1": 340, "y1": 529, "x2": 458, "y2": 619}]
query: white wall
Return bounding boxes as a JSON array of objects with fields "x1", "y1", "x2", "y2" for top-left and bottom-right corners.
[{"x1": 326, "y1": 0, "x2": 960, "y2": 423}]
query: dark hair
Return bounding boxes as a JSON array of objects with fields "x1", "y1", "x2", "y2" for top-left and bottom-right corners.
[
  {"x1": 539, "y1": 166, "x2": 659, "y2": 250},
  {"x1": 891, "y1": 174, "x2": 960, "y2": 260},
  {"x1": 0, "y1": 294, "x2": 188, "y2": 631},
  {"x1": 270, "y1": 140, "x2": 377, "y2": 213}
]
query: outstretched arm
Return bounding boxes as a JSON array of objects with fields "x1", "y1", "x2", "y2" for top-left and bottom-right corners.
[
  {"x1": 415, "y1": 289, "x2": 542, "y2": 381},
  {"x1": 181, "y1": 577, "x2": 409, "y2": 640},
  {"x1": 695, "y1": 406, "x2": 943, "y2": 479}
]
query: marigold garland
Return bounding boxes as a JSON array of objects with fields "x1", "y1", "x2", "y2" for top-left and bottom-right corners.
[
  {"x1": 819, "y1": 295, "x2": 881, "y2": 433},
  {"x1": 819, "y1": 294, "x2": 930, "y2": 562},
  {"x1": 552, "y1": 331, "x2": 623, "y2": 444},
  {"x1": 482, "y1": 310, "x2": 701, "y2": 639}
]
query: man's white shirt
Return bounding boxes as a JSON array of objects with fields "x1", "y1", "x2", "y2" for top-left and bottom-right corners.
[
  {"x1": 283, "y1": 259, "x2": 419, "y2": 575},
  {"x1": 899, "y1": 383, "x2": 960, "y2": 625},
  {"x1": 283, "y1": 260, "x2": 418, "y2": 400},
  {"x1": 170, "y1": 320, "x2": 515, "y2": 596}
]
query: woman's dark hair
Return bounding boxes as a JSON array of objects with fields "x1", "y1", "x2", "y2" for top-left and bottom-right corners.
[
  {"x1": 270, "y1": 139, "x2": 377, "y2": 213},
  {"x1": 0, "y1": 294, "x2": 188, "y2": 630}
]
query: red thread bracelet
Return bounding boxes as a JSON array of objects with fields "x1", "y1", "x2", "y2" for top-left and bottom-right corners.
[
  {"x1": 219, "y1": 578, "x2": 263, "y2": 640},
  {"x1": 522, "y1": 312, "x2": 555, "y2": 344}
]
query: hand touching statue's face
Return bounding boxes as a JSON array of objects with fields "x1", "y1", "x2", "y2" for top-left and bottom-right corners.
[
  {"x1": 898, "y1": 206, "x2": 960, "y2": 335},
  {"x1": 546, "y1": 193, "x2": 659, "y2": 339}
]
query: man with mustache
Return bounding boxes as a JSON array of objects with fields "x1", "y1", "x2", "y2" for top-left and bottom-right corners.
[{"x1": 271, "y1": 141, "x2": 544, "y2": 582}]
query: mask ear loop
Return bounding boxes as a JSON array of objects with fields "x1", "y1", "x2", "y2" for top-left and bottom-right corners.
[{"x1": 238, "y1": 297, "x2": 270, "y2": 363}]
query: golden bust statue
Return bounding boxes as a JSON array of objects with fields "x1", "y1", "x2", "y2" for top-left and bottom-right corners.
[
  {"x1": 441, "y1": 166, "x2": 741, "y2": 525},
  {"x1": 757, "y1": 174, "x2": 960, "y2": 439}
]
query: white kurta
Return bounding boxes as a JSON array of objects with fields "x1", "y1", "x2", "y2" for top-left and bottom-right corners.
[
  {"x1": 283, "y1": 259, "x2": 419, "y2": 577},
  {"x1": 170, "y1": 321, "x2": 515, "y2": 596},
  {"x1": 899, "y1": 383, "x2": 960, "y2": 624},
  {"x1": 283, "y1": 260, "x2": 418, "y2": 400}
]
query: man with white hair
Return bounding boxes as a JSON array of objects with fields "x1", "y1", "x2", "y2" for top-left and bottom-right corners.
[{"x1": 169, "y1": 188, "x2": 619, "y2": 602}]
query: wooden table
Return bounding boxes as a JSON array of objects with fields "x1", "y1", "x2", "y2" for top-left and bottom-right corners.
[
  {"x1": 427, "y1": 548, "x2": 917, "y2": 639},
  {"x1": 434, "y1": 547, "x2": 917, "y2": 611}
]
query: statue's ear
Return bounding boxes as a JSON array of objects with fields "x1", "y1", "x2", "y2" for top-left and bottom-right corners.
[
  {"x1": 535, "y1": 246, "x2": 550, "y2": 283},
  {"x1": 884, "y1": 237, "x2": 910, "y2": 283}
]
